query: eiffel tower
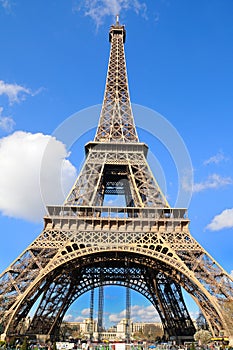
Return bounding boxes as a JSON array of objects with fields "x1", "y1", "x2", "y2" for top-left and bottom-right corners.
[{"x1": 1, "y1": 17, "x2": 233, "y2": 344}]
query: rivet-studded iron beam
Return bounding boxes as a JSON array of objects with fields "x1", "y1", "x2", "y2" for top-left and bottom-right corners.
[
  {"x1": 94, "y1": 22, "x2": 138, "y2": 143},
  {"x1": 0, "y1": 18, "x2": 233, "y2": 343}
]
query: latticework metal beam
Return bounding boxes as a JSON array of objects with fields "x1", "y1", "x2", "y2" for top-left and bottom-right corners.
[
  {"x1": 126, "y1": 286, "x2": 131, "y2": 343},
  {"x1": 89, "y1": 288, "x2": 94, "y2": 341},
  {"x1": 1, "y1": 206, "x2": 233, "y2": 339},
  {"x1": 0, "y1": 17, "x2": 233, "y2": 344},
  {"x1": 98, "y1": 285, "x2": 104, "y2": 338},
  {"x1": 95, "y1": 22, "x2": 138, "y2": 143}
]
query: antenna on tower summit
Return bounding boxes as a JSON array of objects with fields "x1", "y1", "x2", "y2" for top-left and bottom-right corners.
[{"x1": 116, "y1": 14, "x2": 120, "y2": 25}]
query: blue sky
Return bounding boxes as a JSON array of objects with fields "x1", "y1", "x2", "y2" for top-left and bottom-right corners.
[{"x1": 0, "y1": 0, "x2": 233, "y2": 328}]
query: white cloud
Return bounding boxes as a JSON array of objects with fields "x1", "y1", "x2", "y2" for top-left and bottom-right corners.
[
  {"x1": 0, "y1": 0, "x2": 11, "y2": 11},
  {"x1": 154, "y1": 13, "x2": 159, "y2": 23},
  {"x1": 0, "y1": 116, "x2": 15, "y2": 132},
  {"x1": 74, "y1": 316, "x2": 86, "y2": 322},
  {"x1": 0, "y1": 131, "x2": 77, "y2": 221},
  {"x1": 193, "y1": 174, "x2": 233, "y2": 193},
  {"x1": 63, "y1": 314, "x2": 74, "y2": 322},
  {"x1": 204, "y1": 152, "x2": 228, "y2": 166},
  {"x1": 74, "y1": 0, "x2": 147, "y2": 27},
  {"x1": 189, "y1": 310, "x2": 200, "y2": 320},
  {"x1": 109, "y1": 304, "x2": 160, "y2": 324},
  {"x1": 109, "y1": 314, "x2": 121, "y2": 323},
  {"x1": 64, "y1": 314, "x2": 84, "y2": 323},
  {"x1": 63, "y1": 305, "x2": 160, "y2": 325},
  {"x1": 0, "y1": 107, "x2": 15, "y2": 132},
  {"x1": 0, "y1": 80, "x2": 33, "y2": 104},
  {"x1": 109, "y1": 309, "x2": 125, "y2": 323},
  {"x1": 206, "y1": 208, "x2": 233, "y2": 231},
  {"x1": 81, "y1": 308, "x2": 90, "y2": 316},
  {"x1": 131, "y1": 304, "x2": 160, "y2": 322}
]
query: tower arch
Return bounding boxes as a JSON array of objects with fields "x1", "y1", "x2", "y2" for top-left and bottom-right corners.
[{"x1": 2, "y1": 245, "x2": 231, "y2": 340}]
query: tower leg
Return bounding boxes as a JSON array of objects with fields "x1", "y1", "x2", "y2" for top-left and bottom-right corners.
[
  {"x1": 90, "y1": 288, "x2": 94, "y2": 342},
  {"x1": 98, "y1": 286, "x2": 104, "y2": 342},
  {"x1": 126, "y1": 286, "x2": 131, "y2": 343}
]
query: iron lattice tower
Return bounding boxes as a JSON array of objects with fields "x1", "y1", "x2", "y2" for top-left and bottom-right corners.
[{"x1": 0, "y1": 19, "x2": 233, "y2": 343}]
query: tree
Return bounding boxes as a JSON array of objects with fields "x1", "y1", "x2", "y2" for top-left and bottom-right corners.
[
  {"x1": 21, "y1": 337, "x2": 29, "y2": 350},
  {"x1": 133, "y1": 329, "x2": 144, "y2": 341},
  {"x1": 190, "y1": 342, "x2": 196, "y2": 350},
  {"x1": 0, "y1": 340, "x2": 6, "y2": 348},
  {"x1": 144, "y1": 324, "x2": 164, "y2": 340},
  {"x1": 132, "y1": 324, "x2": 164, "y2": 341},
  {"x1": 59, "y1": 323, "x2": 73, "y2": 341},
  {"x1": 194, "y1": 329, "x2": 212, "y2": 346}
]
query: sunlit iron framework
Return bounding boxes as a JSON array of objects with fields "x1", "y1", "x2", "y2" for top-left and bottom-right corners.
[
  {"x1": 89, "y1": 288, "x2": 94, "y2": 341},
  {"x1": 98, "y1": 286, "x2": 104, "y2": 340},
  {"x1": 0, "y1": 18, "x2": 233, "y2": 344},
  {"x1": 126, "y1": 286, "x2": 131, "y2": 343}
]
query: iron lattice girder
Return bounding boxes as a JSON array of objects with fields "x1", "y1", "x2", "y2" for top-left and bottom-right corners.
[
  {"x1": 65, "y1": 143, "x2": 168, "y2": 207},
  {"x1": 95, "y1": 25, "x2": 138, "y2": 143},
  {"x1": 155, "y1": 272, "x2": 195, "y2": 336},
  {"x1": 1, "y1": 206, "x2": 233, "y2": 337},
  {"x1": 1, "y1": 19, "x2": 233, "y2": 342},
  {"x1": 11, "y1": 253, "x2": 195, "y2": 337}
]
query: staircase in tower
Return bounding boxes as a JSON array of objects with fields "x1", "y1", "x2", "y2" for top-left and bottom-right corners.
[{"x1": 0, "y1": 18, "x2": 233, "y2": 343}]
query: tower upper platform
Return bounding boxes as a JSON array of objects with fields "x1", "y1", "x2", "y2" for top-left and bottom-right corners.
[{"x1": 109, "y1": 20, "x2": 126, "y2": 43}]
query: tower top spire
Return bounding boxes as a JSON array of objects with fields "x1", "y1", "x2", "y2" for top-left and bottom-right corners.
[
  {"x1": 94, "y1": 21, "x2": 137, "y2": 143},
  {"x1": 109, "y1": 16, "x2": 126, "y2": 43},
  {"x1": 116, "y1": 14, "x2": 120, "y2": 26}
]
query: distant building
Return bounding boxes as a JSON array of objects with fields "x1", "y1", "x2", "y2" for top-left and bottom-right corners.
[
  {"x1": 61, "y1": 318, "x2": 163, "y2": 341},
  {"x1": 79, "y1": 318, "x2": 98, "y2": 333},
  {"x1": 132, "y1": 322, "x2": 163, "y2": 333},
  {"x1": 116, "y1": 318, "x2": 132, "y2": 334}
]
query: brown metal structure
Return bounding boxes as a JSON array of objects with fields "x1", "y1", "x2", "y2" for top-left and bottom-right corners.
[{"x1": 0, "y1": 19, "x2": 233, "y2": 343}]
